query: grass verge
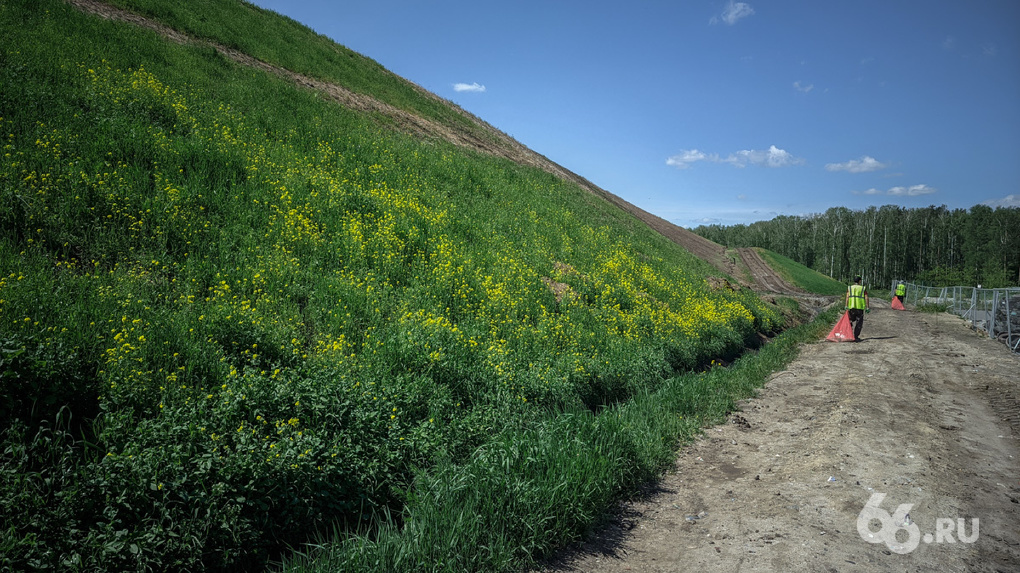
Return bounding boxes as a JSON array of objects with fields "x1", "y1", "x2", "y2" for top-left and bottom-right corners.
[{"x1": 280, "y1": 307, "x2": 840, "y2": 572}]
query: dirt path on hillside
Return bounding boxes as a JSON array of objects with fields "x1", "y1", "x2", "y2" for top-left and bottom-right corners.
[
  {"x1": 66, "y1": 0, "x2": 762, "y2": 285},
  {"x1": 738, "y1": 248, "x2": 803, "y2": 294},
  {"x1": 735, "y1": 248, "x2": 836, "y2": 320},
  {"x1": 540, "y1": 304, "x2": 1020, "y2": 573}
]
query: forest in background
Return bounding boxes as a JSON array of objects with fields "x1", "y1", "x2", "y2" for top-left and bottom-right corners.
[{"x1": 694, "y1": 204, "x2": 1020, "y2": 288}]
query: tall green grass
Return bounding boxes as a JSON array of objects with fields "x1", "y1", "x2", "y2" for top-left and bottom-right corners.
[
  {"x1": 282, "y1": 308, "x2": 839, "y2": 572},
  {"x1": 2, "y1": 1, "x2": 783, "y2": 570}
]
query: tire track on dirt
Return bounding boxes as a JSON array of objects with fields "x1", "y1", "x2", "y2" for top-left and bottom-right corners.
[{"x1": 737, "y1": 248, "x2": 803, "y2": 295}]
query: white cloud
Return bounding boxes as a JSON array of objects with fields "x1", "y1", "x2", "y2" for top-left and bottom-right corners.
[
  {"x1": 851, "y1": 188, "x2": 884, "y2": 196},
  {"x1": 668, "y1": 145, "x2": 803, "y2": 169},
  {"x1": 943, "y1": 36, "x2": 956, "y2": 50},
  {"x1": 982, "y1": 194, "x2": 1020, "y2": 208},
  {"x1": 825, "y1": 156, "x2": 889, "y2": 173},
  {"x1": 793, "y1": 81, "x2": 814, "y2": 93},
  {"x1": 736, "y1": 194, "x2": 748, "y2": 201},
  {"x1": 983, "y1": 43, "x2": 998, "y2": 57},
  {"x1": 889, "y1": 184, "x2": 937, "y2": 196},
  {"x1": 854, "y1": 184, "x2": 936, "y2": 197},
  {"x1": 725, "y1": 145, "x2": 804, "y2": 168},
  {"x1": 666, "y1": 149, "x2": 711, "y2": 169},
  {"x1": 453, "y1": 82, "x2": 486, "y2": 93},
  {"x1": 711, "y1": 1, "x2": 754, "y2": 25}
]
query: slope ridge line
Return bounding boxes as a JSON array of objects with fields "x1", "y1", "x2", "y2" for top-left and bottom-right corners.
[{"x1": 67, "y1": 0, "x2": 748, "y2": 285}]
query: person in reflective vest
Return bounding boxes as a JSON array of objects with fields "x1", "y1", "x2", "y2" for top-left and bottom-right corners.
[
  {"x1": 895, "y1": 282, "x2": 906, "y2": 304},
  {"x1": 844, "y1": 276, "x2": 870, "y2": 342}
]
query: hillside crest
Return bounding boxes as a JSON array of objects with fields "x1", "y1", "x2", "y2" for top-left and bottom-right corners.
[{"x1": 68, "y1": 0, "x2": 749, "y2": 283}]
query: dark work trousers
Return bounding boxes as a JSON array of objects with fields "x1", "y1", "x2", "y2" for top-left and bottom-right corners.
[{"x1": 848, "y1": 309, "x2": 864, "y2": 341}]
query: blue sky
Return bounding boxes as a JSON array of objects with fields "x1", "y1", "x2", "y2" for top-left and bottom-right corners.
[{"x1": 248, "y1": 0, "x2": 1020, "y2": 227}]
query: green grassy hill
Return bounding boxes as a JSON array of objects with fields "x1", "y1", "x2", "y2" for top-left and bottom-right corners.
[
  {"x1": 102, "y1": 0, "x2": 486, "y2": 135},
  {"x1": 758, "y1": 248, "x2": 848, "y2": 296},
  {"x1": 0, "y1": 1, "x2": 830, "y2": 571}
]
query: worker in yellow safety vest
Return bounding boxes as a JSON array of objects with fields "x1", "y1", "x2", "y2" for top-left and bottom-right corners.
[
  {"x1": 844, "y1": 276, "x2": 870, "y2": 342},
  {"x1": 895, "y1": 282, "x2": 906, "y2": 304}
]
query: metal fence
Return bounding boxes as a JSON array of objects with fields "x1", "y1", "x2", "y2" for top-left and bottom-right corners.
[{"x1": 890, "y1": 281, "x2": 1020, "y2": 354}]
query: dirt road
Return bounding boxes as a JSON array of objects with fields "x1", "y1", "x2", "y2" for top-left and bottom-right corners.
[{"x1": 543, "y1": 304, "x2": 1020, "y2": 573}]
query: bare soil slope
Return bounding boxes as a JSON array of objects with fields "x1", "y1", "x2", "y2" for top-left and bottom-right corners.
[{"x1": 542, "y1": 305, "x2": 1020, "y2": 573}]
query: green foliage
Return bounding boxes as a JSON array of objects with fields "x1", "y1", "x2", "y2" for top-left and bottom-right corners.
[
  {"x1": 916, "y1": 302, "x2": 950, "y2": 314},
  {"x1": 0, "y1": 332, "x2": 97, "y2": 427},
  {"x1": 1, "y1": 1, "x2": 785, "y2": 570},
  {"x1": 915, "y1": 266, "x2": 977, "y2": 288},
  {"x1": 281, "y1": 309, "x2": 837, "y2": 573},
  {"x1": 696, "y1": 205, "x2": 1020, "y2": 289},
  {"x1": 917, "y1": 263, "x2": 1017, "y2": 289}
]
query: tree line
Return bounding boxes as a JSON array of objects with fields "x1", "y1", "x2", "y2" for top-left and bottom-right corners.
[{"x1": 693, "y1": 204, "x2": 1020, "y2": 288}]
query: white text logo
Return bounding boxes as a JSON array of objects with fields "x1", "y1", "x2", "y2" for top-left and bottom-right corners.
[{"x1": 856, "y1": 493, "x2": 979, "y2": 554}]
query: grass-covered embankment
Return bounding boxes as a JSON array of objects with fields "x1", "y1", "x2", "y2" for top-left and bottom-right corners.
[
  {"x1": 281, "y1": 307, "x2": 839, "y2": 572},
  {"x1": 100, "y1": 0, "x2": 485, "y2": 137},
  {"x1": 3, "y1": 0, "x2": 783, "y2": 570},
  {"x1": 757, "y1": 248, "x2": 847, "y2": 296}
]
